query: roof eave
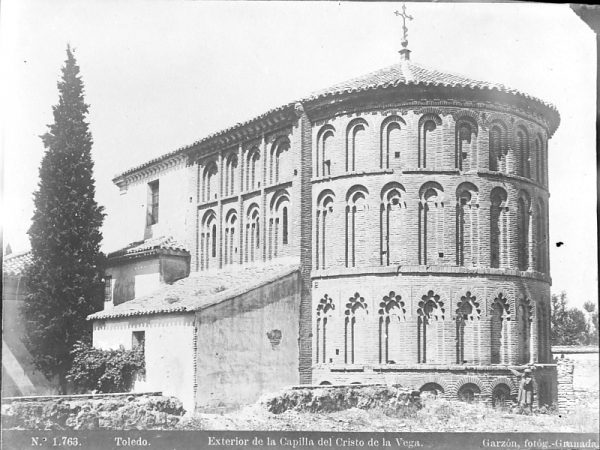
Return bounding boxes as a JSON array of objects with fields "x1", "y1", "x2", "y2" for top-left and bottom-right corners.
[
  {"x1": 303, "y1": 83, "x2": 560, "y2": 137},
  {"x1": 112, "y1": 103, "x2": 299, "y2": 187},
  {"x1": 88, "y1": 265, "x2": 300, "y2": 321}
]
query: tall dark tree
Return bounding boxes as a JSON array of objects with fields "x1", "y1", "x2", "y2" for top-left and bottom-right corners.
[{"x1": 22, "y1": 46, "x2": 105, "y2": 393}]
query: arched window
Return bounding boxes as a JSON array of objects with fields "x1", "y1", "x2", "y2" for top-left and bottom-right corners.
[
  {"x1": 378, "y1": 292, "x2": 406, "y2": 364},
  {"x1": 346, "y1": 187, "x2": 369, "y2": 267},
  {"x1": 490, "y1": 293, "x2": 510, "y2": 364},
  {"x1": 417, "y1": 291, "x2": 445, "y2": 363},
  {"x1": 537, "y1": 135, "x2": 546, "y2": 186},
  {"x1": 202, "y1": 161, "x2": 218, "y2": 203},
  {"x1": 380, "y1": 116, "x2": 406, "y2": 170},
  {"x1": 224, "y1": 209, "x2": 238, "y2": 265},
  {"x1": 344, "y1": 293, "x2": 368, "y2": 364},
  {"x1": 380, "y1": 183, "x2": 406, "y2": 266},
  {"x1": 212, "y1": 224, "x2": 217, "y2": 258},
  {"x1": 535, "y1": 199, "x2": 548, "y2": 273},
  {"x1": 270, "y1": 137, "x2": 290, "y2": 184},
  {"x1": 317, "y1": 126, "x2": 335, "y2": 177},
  {"x1": 492, "y1": 384, "x2": 512, "y2": 407},
  {"x1": 516, "y1": 127, "x2": 530, "y2": 178},
  {"x1": 455, "y1": 292, "x2": 481, "y2": 364},
  {"x1": 269, "y1": 191, "x2": 290, "y2": 259},
  {"x1": 420, "y1": 383, "x2": 444, "y2": 398},
  {"x1": 224, "y1": 153, "x2": 238, "y2": 196},
  {"x1": 418, "y1": 182, "x2": 444, "y2": 265},
  {"x1": 490, "y1": 187, "x2": 508, "y2": 268},
  {"x1": 316, "y1": 190, "x2": 335, "y2": 270},
  {"x1": 455, "y1": 118, "x2": 478, "y2": 171},
  {"x1": 534, "y1": 136, "x2": 542, "y2": 183},
  {"x1": 455, "y1": 183, "x2": 479, "y2": 267},
  {"x1": 488, "y1": 122, "x2": 507, "y2": 172},
  {"x1": 517, "y1": 193, "x2": 530, "y2": 271},
  {"x1": 517, "y1": 297, "x2": 533, "y2": 364},
  {"x1": 537, "y1": 300, "x2": 547, "y2": 363},
  {"x1": 418, "y1": 114, "x2": 442, "y2": 169},
  {"x1": 458, "y1": 383, "x2": 481, "y2": 403},
  {"x1": 346, "y1": 119, "x2": 368, "y2": 172},
  {"x1": 246, "y1": 148, "x2": 260, "y2": 191},
  {"x1": 245, "y1": 204, "x2": 260, "y2": 263},
  {"x1": 200, "y1": 210, "x2": 217, "y2": 270},
  {"x1": 316, "y1": 295, "x2": 335, "y2": 364}
]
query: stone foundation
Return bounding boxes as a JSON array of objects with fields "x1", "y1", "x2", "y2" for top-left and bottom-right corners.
[
  {"x1": 313, "y1": 364, "x2": 558, "y2": 406},
  {"x1": 1, "y1": 393, "x2": 185, "y2": 430},
  {"x1": 265, "y1": 384, "x2": 420, "y2": 415}
]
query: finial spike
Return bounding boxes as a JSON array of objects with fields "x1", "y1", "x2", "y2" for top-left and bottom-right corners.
[{"x1": 394, "y1": 3, "x2": 413, "y2": 61}]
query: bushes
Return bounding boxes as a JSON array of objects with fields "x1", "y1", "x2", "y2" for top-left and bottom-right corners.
[{"x1": 67, "y1": 342, "x2": 145, "y2": 393}]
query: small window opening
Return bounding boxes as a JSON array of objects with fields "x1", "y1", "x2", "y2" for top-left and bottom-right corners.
[
  {"x1": 147, "y1": 180, "x2": 159, "y2": 225},
  {"x1": 104, "y1": 276, "x2": 112, "y2": 303},
  {"x1": 132, "y1": 331, "x2": 145, "y2": 353}
]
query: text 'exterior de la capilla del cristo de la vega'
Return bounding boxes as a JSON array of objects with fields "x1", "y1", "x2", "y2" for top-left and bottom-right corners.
[{"x1": 89, "y1": 20, "x2": 560, "y2": 413}]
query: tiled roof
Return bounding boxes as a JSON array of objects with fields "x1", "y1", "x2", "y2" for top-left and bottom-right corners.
[
  {"x1": 88, "y1": 257, "x2": 300, "y2": 320},
  {"x1": 305, "y1": 59, "x2": 554, "y2": 109},
  {"x1": 114, "y1": 59, "x2": 559, "y2": 182},
  {"x1": 3, "y1": 251, "x2": 32, "y2": 277},
  {"x1": 107, "y1": 236, "x2": 189, "y2": 259},
  {"x1": 113, "y1": 103, "x2": 294, "y2": 181}
]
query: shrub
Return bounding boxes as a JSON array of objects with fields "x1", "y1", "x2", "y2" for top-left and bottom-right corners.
[{"x1": 67, "y1": 341, "x2": 145, "y2": 393}]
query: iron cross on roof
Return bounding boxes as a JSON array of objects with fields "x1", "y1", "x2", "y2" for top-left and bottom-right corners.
[{"x1": 394, "y1": 4, "x2": 413, "y2": 48}]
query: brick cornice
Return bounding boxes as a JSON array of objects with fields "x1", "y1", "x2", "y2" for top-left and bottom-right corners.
[
  {"x1": 305, "y1": 87, "x2": 556, "y2": 138},
  {"x1": 312, "y1": 265, "x2": 551, "y2": 284},
  {"x1": 113, "y1": 153, "x2": 187, "y2": 189}
]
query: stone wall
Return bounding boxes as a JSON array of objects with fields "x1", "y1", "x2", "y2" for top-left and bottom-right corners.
[
  {"x1": 556, "y1": 358, "x2": 575, "y2": 413},
  {"x1": 265, "y1": 384, "x2": 420, "y2": 415},
  {"x1": 1, "y1": 393, "x2": 185, "y2": 430},
  {"x1": 194, "y1": 271, "x2": 301, "y2": 412}
]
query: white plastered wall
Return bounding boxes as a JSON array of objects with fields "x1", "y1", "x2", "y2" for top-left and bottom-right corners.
[
  {"x1": 110, "y1": 161, "x2": 190, "y2": 251},
  {"x1": 92, "y1": 313, "x2": 196, "y2": 413}
]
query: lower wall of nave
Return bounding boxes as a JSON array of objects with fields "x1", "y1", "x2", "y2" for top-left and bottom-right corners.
[
  {"x1": 311, "y1": 271, "x2": 552, "y2": 368},
  {"x1": 311, "y1": 364, "x2": 557, "y2": 406}
]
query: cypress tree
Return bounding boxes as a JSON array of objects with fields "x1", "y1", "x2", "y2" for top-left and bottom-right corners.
[{"x1": 23, "y1": 45, "x2": 105, "y2": 393}]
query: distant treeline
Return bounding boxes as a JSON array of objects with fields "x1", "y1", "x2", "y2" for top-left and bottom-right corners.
[{"x1": 551, "y1": 292, "x2": 598, "y2": 346}]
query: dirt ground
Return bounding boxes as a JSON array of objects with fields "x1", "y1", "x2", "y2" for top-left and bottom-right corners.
[
  {"x1": 177, "y1": 389, "x2": 599, "y2": 432},
  {"x1": 179, "y1": 353, "x2": 600, "y2": 432}
]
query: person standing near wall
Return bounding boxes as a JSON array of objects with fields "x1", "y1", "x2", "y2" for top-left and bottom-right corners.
[{"x1": 510, "y1": 367, "x2": 535, "y2": 411}]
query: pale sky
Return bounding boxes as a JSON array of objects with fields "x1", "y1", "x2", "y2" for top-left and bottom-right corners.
[{"x1": 0, "y1": 1, "x2": 597, "y2": 307}]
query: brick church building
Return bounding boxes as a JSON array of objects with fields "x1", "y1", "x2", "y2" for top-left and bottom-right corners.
[{"x1": 90, "y1": 33, "x2": 559, "y2": 412}]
